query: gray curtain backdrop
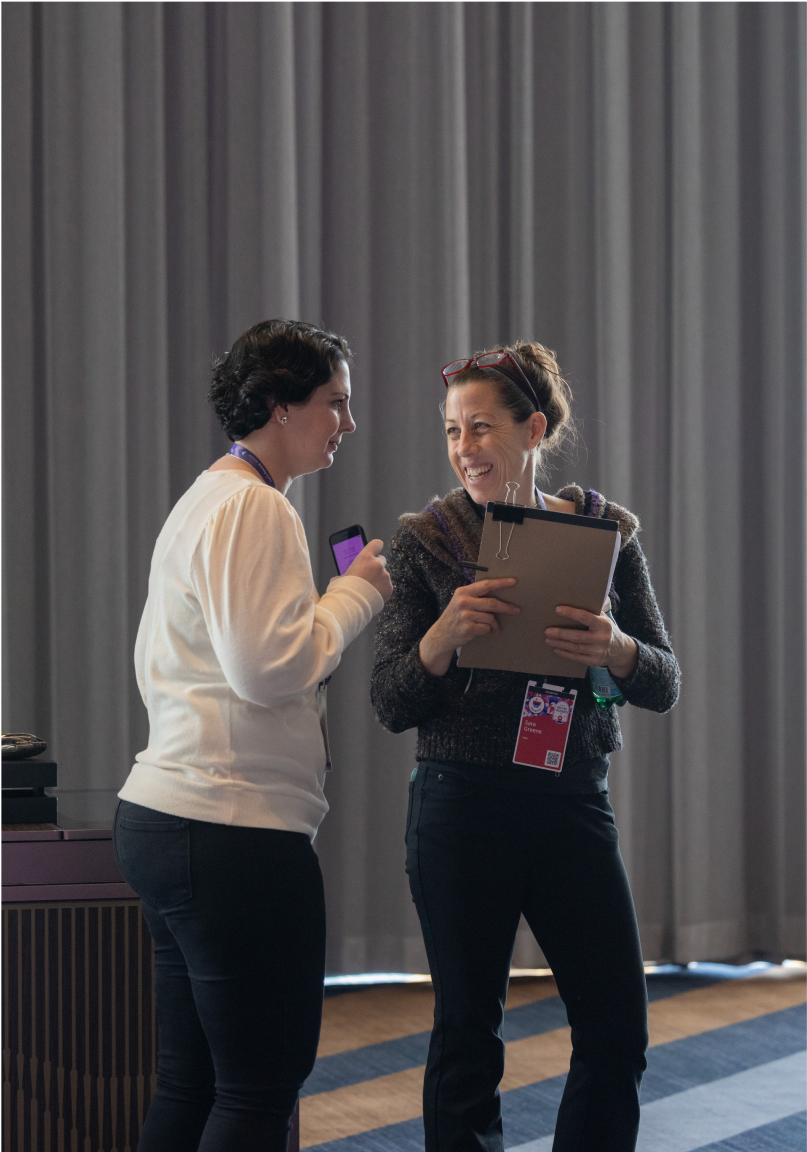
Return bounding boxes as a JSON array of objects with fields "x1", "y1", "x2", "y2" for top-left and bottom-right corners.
[{"x1": 3, "y1": 2, "x2": 804, "y2": 970}]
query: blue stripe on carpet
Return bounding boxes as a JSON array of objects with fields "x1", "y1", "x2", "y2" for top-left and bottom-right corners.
[
  {"x1": 303, "y1": 1004, "x2": 805, "y2": 1152},
  {"x1": 501, "y1": 1005, "x2": 805, "y2": 1144},
  {"x1": 640, "y1": 1003, "x2": 806, "y2": 1104},
  {"x1": 508, "y1": 1052, "x2": 806, "y2": 1151},
  {"x1": 636, "y1": 1052, "x2": 804, "y2": 1151},
  {"x1": 302, "y1": 973, "x2": 719, "y2": 1096},
  {"x1": 692, "y1": 1110, "x2": 806, "y2": 1151}
]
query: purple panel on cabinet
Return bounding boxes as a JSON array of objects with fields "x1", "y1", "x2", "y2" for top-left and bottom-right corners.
[
  {"x1": 61, "y1": 828, "x2": 113, "y2": 840},
  {"x1": 1, "y1": 828, "x2": 63, "y2": 842},
  {"x1": 2, "y1": 882, "x2": 137, "y2": 902},
  {"x1": 2, "y1": 838, "x2": 123, "y2": 886}
]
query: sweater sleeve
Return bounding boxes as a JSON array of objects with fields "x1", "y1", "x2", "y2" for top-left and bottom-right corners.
[
  {"x1": 609, "y1": 536, "x2": 681, "y2": 712},
  {"x1": 370, "y1": 529, "x2": 449, "y2": 733},
  {"x1": 191, "y1": 485, "x2": 384, "y2": 707}
]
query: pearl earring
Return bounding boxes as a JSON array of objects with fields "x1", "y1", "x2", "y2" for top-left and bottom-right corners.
[{"x1": 281, "y1": 416, "x2": 288, "y2": 425}]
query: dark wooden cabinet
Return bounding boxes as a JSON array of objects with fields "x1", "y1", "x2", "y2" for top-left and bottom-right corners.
[
  {"x1": 3, "y1": 898, "x2": 157, "y2": 1151},
  {"x1": 3, "y1": 823, "x2": 157, "y2": 1152},
  {"x1": 2, "y1": 820, "x2": 301, "y2": 1152}
]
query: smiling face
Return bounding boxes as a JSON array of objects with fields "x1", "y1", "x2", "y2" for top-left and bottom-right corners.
[
  {"x1": 284, "y1": 360, "x2": 355, "y2": 476},
  {"x1": 444, "y1": 379, "x2": 546, "y2": 506}
]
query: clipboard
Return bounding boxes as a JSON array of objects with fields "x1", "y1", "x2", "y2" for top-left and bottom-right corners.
[{"x1": 456, "y1": 498, "x2": 621, "y2": 678}]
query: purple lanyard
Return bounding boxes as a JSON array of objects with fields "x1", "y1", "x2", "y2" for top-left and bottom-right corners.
[{"x1": 228, "y1": 444, "x2": 276, "y2": 488}]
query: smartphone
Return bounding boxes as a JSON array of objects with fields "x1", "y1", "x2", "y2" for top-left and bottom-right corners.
[{"x1": 329, "y1": 524, "x2": 368, "y2": 575}]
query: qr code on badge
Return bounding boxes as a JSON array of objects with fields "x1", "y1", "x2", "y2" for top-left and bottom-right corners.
[{"x1": 544, "y1": 751, "x2": 561, "y2": 768}]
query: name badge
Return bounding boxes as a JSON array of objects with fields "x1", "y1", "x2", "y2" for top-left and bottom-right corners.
[{"x1": 513, "y1": 681, "x2": 577, "y2": 773}]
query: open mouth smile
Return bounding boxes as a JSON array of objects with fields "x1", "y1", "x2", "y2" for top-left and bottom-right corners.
[{"x1": 464, "y1": 465, "x2": 492, "y2": 480}]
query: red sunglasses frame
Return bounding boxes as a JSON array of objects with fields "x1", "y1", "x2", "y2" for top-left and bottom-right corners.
[{"x1": 441, "y1": 352, "x2": 542, "y2": 414}]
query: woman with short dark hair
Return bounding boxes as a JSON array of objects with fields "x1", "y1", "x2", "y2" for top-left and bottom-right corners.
[
  {"x1": 371, "y1": 341, "x2": 680, "y2": 1152},
  {"x1": 115, "y1": 319, "x2": 392, "y2": 1151}
]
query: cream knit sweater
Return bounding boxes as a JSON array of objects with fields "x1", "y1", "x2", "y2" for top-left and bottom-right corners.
[{"x1": 119, "y1": 470, "x2": 383, "y2": 838}]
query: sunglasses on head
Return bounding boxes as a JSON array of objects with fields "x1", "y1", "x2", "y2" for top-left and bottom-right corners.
[{"x1": 441, "y1": 352, "x2": 542, "y2": 414}]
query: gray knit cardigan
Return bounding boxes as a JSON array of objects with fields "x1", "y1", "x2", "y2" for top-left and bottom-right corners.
[{"x1": 370, "y1": 486, "x2": 680, "y2": 777}]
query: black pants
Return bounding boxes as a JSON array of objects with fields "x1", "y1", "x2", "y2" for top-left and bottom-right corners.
[
  {"x1": 113, "y1": 801, "x2": 326, "y2": 1152},
  {"x1": 406, "y1": 763, "x2": 648, "y2": 1152}
]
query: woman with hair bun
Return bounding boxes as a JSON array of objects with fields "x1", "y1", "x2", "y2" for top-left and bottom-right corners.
[
  {"x1": 115, "y1": 319, "x2": 392, "y2": 1151},
  {"x1": 371, "y1": 342, "x2": 680, "y2": 1151}
]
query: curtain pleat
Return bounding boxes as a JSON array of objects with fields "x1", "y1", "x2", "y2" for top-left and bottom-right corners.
[{"x1": 3, "y1": 1, "x2": 804, "y2": 968}]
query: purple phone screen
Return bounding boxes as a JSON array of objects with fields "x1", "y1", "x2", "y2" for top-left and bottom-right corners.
[{"x1": 333, "y1": 534, "x2": 365, "y2": 574}]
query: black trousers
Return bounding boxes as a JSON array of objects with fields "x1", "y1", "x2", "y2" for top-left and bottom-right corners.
[
  {"x1": 113, "y1": 801, "x2": 326, "y2": 1152},
  {"x1": 406, "y1": 763, "x2": 648, "y2": 1152}
]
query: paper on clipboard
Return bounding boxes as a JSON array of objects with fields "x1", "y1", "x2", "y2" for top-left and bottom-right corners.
[{"x1": 456, "y1": 501, "x2": 621, "y2": 678}]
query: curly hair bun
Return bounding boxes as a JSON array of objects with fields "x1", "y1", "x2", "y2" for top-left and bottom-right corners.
[
  {"x1": 505, "y1": 340, "x2": 574, "y2": 448},
  {"x1": 209, "y1": 319, "x2": 352, "y2": 441}
]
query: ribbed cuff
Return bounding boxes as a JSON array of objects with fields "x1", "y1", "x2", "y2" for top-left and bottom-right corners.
[
  {"x1": 319, "y1": 574, "x2": 385, "y2": 650},
  {"x1": 611, "y1": 638, "x2": 652, "y2": 698},
  {"x1": 398, "y1": 642, "x2": 447, "y2": 716},
  {"x1": 326, "y1": 573, "x2": 385, "y2": 616}
]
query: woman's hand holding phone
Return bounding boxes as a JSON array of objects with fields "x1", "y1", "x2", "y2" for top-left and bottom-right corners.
[{"x1": 345, "y1": 540, "x2": 393, "y2": 603}]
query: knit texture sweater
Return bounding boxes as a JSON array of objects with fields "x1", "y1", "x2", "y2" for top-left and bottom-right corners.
[{"x1": 370, "y1": 486, "x2": 680, "y2": 791}]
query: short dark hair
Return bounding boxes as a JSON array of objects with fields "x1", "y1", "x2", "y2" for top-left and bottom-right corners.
[{"x1": 209, "y1": 319, "x2": 353, "y2": 441}]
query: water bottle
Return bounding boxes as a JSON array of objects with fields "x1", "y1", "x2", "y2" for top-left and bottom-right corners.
[{"x1": 589, "y1": 665, "x2": 625, "y2": 709}]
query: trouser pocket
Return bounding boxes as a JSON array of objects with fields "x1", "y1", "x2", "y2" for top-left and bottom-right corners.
[{"x1": 114, "y1": 800, "x2": 192, "y2": 912}]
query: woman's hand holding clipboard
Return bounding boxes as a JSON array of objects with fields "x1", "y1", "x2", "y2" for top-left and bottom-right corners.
[
  {"x1": 418, "y1": 578, "x2": 521, "y2": 678},
  {"x1": 456, "y1": 499, "x2": 621, "y2": 678}
]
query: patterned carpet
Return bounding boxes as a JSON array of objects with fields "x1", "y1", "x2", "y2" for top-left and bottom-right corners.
[{"x1": 299, "y1": 966, "x2": 806, "y2": 1151}]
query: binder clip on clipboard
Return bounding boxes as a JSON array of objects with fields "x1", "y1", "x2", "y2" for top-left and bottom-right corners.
[
  {"x1": 457, "y1": 483, "x2": 620, "y2": 680},
  {"x1": 495, "y1": 482, "x2": 525, "y2": 560}
]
